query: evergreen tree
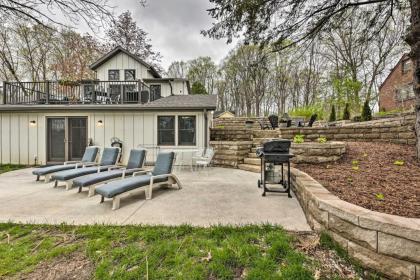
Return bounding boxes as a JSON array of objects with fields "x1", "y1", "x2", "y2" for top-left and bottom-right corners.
[
  {"x1": 105, "y1": 11, "x2": 162, "y2": 73},
  {"x1": 329, "y1": 105, "x2": 336, "y2": 122},
  {"x1": 343, "y1": 103, "x2": 351, "y2": 120},
  {"x1": 361, "y1": 100, "x2": 372, "y2": 121},
  {"x1": 191, "y1": 81, "x2": 208, "y2": 95}
]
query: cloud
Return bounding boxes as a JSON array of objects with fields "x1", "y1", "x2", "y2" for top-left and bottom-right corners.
[{"x1": 112, "y1": 0, "x2": 237, "y2": 69}]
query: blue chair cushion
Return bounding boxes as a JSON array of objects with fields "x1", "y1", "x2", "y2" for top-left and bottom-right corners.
[
  {"x1": 32, "y1": 164, "x2": 77, "y2": 176},
  {"x1": 73, "y1": 169, "x2": 134, "y2": 188},
  {"x1": 95, "y1": 174, "x2": 168, "y2": 198},
  {"x1": 52, "y1": 166, "x2": 110, "y2": 181},
  {"x1": 82, "y1": 146, "x2": 99, "y2": 162},
  {"x1": 126, "y1": 149, "x2": 146, "y2": 169},
  {"x1": 152, "y1": 152, "x2": 175, "y2": 176},
  {"x1": 99, "y1": 147, "x2": 120, "y2": 166}
]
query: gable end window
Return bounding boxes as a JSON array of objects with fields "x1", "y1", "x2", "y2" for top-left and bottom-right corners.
[
  {"x1": 125, "y1": 69, "x2": 136, "y2": 81},
  {"x1": 402, "y1": 59, "x2": 411, "y2": 74},
  {"x1": 158, "y1": 116, "x2": 175, "y2": 146},
  {"x1": 108, "y1": 70, "x2": 120, "y2": 81},
  {"x1": 178, "y1": 116, "x2": 196, "y2": 146}
]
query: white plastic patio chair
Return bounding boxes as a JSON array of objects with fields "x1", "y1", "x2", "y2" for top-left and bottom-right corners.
[{"x1": 192, "y1": 148, "x2": 214, "y2": 173}]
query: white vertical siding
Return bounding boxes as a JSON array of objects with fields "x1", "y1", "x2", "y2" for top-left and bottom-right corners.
[
  {"x1": 95, "y1": 52, "x2": 151, "y2": 81},
  {"x1": 0, "y1": 110, "x2": 206, "y2": 165}
]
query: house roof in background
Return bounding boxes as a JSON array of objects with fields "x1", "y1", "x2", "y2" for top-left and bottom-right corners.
[
  {"x1": 0, "y1": 94, "x2": 217, "y2": 111},
  {"x1": 214, "y1": 110, "x2": 235, "y2": 118},
  {"x1": 379, "y1": 53, "x2": 410, "y2": 90},
  {"x1": 142, "y1": 78, "x2": 191, "y2": 95},
  {"x1": 90, "y1": 46, "x2": 161, "y2": 78},
  {"x1": 143, "y1": 94, "x2": 216, "y2": 110}
]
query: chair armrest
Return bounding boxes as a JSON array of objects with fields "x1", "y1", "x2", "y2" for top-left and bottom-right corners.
[
  {"x1": 133, "y1": 169, "x2": 152, "y2": 176},
  {"x1": 99, "y1": 165, "x2": 118, "y2": 172},
  {"x1": 82, "y1": 162, "x2": 98, "y2": 168},
  {"x1": 64, "y1": 160, "x2": 81, "y2": 165},
  {"x1": 151, "y1": 174, "x2": 171, "y2": 181}
]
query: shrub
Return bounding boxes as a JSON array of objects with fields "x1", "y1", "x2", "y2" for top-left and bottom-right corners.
[
  {"x1": 317, "y1": 137, "x2": 327, "y2": 144},
  {"x1": 293, "y1": 134, "x2": 304, "y2": 144},
  {"x1": 289, "y1": 104, "x2": 325, "y2": 120},
  {"x1": 329, "y1": 105, "x2": 336, "y2": 122},
  {"x1": 361, "y1": 99, "x2": 372, "y2": 121},
  {"x1": 342, "y1": 103, "x2": 351, "y2": 120}
]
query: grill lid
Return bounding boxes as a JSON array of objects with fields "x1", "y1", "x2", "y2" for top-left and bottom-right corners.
[{"x1": 262, "y1": 139, "x2": 291, "y2": 153}]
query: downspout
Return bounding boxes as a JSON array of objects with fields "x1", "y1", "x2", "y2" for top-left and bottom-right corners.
[
  {"x1": 204, "y1": 109, "x2": 208, "y2": 148},
  {"x1": 168, "y1": 79, "x2": 174, "y2": 95}
]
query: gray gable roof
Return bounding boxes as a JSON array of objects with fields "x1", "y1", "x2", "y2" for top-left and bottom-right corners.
[
  {"x1": 143, "y1": 94, "x2": 217, "y2": 110},
  {"x1": 90, "y1": 46, "x2": 161, "y2": 78}
]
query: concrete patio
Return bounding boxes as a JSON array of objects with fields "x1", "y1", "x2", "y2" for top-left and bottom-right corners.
[{"x1": 0, "y1": 167, "x2": 310, "y2": 231}]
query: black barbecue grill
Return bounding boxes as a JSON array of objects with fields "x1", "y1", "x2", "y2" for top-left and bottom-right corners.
[{"x1": 256, "y1": 140, "x2": 294, "y2": 197}]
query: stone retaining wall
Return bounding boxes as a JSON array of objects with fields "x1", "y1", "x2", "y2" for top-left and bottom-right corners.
[
  {"x1": 291, "y1": 168, "x2": 420, "y2": 280},
  {"x1": 210, "y1": 128, "x2": 253, "y2": 141},
  {"x1": 213, "y1": 117, "x2": 270, "y2": 129},
  {"x1": 291, "y1": 142, "x2": 346, "y2": 163},
  {"x1": 210, "y1": 141, "x2": 253, "y2": 168},
  {"x1": 280, "y1": 119, "x2": 415, "y2": 145}
]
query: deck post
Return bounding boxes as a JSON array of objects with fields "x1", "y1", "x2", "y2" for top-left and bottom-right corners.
[
  {"x1": 46, "y1": 80, "x2": 50, "y2": 104},
  {"x1": 138, "y1": 80, "x2": 142, "y2": 104},
  {"x1": 2, "y1": 81, "x2": 6, "y2": 104}
]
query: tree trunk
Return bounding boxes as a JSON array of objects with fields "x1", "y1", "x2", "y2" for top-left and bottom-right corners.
[{"x1": 406, "y1": 0, "x2": 420, "y2": 160}]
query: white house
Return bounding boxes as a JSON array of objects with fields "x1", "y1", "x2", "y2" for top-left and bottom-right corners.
[{"x1": 0, "y1": 47, "x2": 216, "y2": 165}]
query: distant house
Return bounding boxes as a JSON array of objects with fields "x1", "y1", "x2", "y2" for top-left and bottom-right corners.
[
  {"x1": 379, "y1": 54, "x2": 416, "y2": 111},
  {"x1": 0, "y1": 46, "x2": 215, "y2": 165},
  {"x1": 214, "y1": 111, "x2": 235, "y2": 119}
]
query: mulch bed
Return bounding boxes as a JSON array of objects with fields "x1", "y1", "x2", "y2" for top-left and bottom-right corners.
[{"x1": 298, "y1": 142, "x2": 420, "y2": 218}]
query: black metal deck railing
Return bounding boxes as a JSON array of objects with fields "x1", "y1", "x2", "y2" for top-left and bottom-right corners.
[{"x1": 1, "y1": 80, "x2": 159, "y2": 105}]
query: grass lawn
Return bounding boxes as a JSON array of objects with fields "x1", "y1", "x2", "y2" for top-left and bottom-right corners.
[
  {"x1": 0, "y1": 164, "x2": 27, "y2": 174},
  {"x1": 0, "y1": 223, "x2": 337, "y2": 280}
]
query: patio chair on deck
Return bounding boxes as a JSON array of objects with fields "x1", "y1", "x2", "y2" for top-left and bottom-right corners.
[
  {"x1": 51, "y1": 147, "x2": 120, "y2": 190},
  {"x1": 95, "y1": 151, "x2": 182, "y2": 210},
  {"x1": 258, "y1": 119, "x2": 270, "y2": 130},
  {"x1": 73, "y1": 149, "x2": 146, "y2": 197},
  {"x1": 32, "y1": 146, "x2": 99, "y2": 182}
]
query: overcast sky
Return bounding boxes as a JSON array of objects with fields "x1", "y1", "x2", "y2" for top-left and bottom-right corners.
[{"x1": 78, "y1": 0, "x2": 237, "y2": 70}]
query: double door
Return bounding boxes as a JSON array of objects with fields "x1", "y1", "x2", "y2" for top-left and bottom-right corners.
[{"x1": 47, "y1": 117, "x2": 88, "y2": 163}]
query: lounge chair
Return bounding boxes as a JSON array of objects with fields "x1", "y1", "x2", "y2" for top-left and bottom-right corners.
[
  {"x1": 51, "y1": 147, "x2": 120, "y2": 190},
  {"x1": 73, "y1": 149, "x2": 146, "y2": 197},
  {"x1": 95, "y1": 151, "x2": 182, "y2": 210},
  {"x1": 258, "y1": 119, "x2": 270, "y2": 130},
  {"x1": 32, "y1": 146, "x2": 99, "y2": 182}
]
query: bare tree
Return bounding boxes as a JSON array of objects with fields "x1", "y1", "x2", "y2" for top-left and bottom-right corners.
[
  {"x1": 203, "y1": 0, "x2": 420, "y2": 159},
  {"x1": 0, "y1": 0, "x2": 114, "y2": 30}
]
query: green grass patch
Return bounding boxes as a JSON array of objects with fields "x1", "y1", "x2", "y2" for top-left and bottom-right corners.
[
  {"x1": 0, "y1": 164, "x2": 26, "y2": 174},
  {"x1": 0, "y1": 223, "x2": 316, "y2": 279}
]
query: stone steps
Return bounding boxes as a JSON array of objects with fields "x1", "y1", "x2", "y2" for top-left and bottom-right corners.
[
  {"x1": 243, "y1": 158, "x2": 260, "y2": 165},
  {"x1": 238, "y1": 164, "x2": 261, "y2": 173},
  {"x1": 248, "y1": 153, "x2": 258, "y2": 158}
]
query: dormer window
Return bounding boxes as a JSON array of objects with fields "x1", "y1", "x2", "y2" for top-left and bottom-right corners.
[
  {"x1": 108, "y1": 70, "x2": 120, "y2": 81},
  {"x1": 125, "y1": 69, "x2": 136, "y2": 81},
  {"x1": 402, "y1": 59, "x2": 411, "y2": 74}
]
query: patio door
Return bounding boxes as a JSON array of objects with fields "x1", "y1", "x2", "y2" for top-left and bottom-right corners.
[{"x1": 47, "y1": 117, "x2": 88, "y2": 163}]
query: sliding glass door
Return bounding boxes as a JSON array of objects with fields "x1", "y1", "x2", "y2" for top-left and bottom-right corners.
[{"x1": 47, "y1": 117, "x2": 88, "y2": 163}]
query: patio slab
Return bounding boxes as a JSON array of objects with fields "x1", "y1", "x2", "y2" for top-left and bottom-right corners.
[{"x1": 0, "y1": 167, "x2": 311, "y2": 231}]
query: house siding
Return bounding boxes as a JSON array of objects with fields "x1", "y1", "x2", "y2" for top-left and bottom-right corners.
[
  {"x1": 95, "y1": 52, "x2": 152, "y2": 81},
  {"x1": 379, "y1": 56, "x2": 416, "y2": 111},
  {"x1": 0, "y1": 110, "x2": 207, "y2": 165}
]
